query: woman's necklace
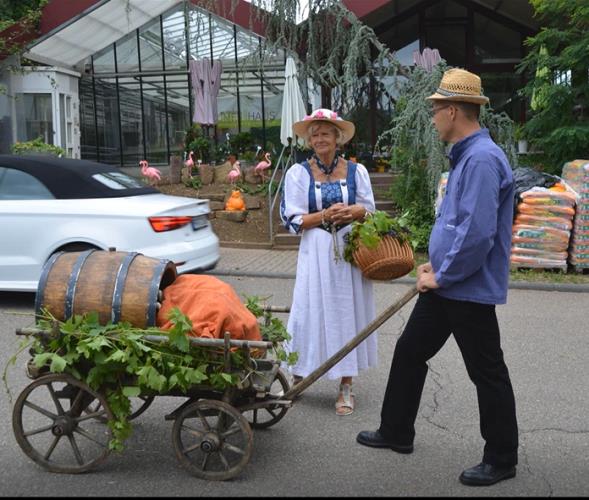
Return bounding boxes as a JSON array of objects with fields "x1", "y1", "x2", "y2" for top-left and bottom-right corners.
[{"x1": 313, "y1": 153, "x2": 339, "y2": 182}]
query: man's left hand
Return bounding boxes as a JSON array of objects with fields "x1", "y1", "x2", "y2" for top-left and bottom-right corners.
[{"x1": 416, "y1": 270, "x2": 439, "y2": 293}]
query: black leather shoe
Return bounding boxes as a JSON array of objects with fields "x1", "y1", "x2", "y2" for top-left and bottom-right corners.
[
  {"x1": 356, "y1": 430, "x2": 413, "y2": 454},
  {"x1": 459, "y1": 462, "x2": 516, "y2": 486}
]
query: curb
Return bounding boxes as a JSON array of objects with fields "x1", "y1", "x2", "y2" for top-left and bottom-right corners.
[{"x1": 206, "y1": 268, "x2": 589, "y2": 293}]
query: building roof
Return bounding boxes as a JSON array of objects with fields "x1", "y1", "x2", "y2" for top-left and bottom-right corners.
[{"x1": 8, "y1": 0, "x2": 541, "y2": 68}]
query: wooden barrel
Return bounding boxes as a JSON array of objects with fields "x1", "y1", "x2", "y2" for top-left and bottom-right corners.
[{"x1": 35, "y1": 249, "x2": 177, "y2": 328}]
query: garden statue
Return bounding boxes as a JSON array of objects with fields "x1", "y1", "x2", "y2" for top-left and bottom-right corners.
[
  {"x1": 227, "y1": 160, "x2": 241, "y2": 184},
  {"x1": 140, "y1": 160, "x2": 161, "y2": 185},
  {"x1": 225, "y1": 190, "x2": 246, "y2": 211},
  {"x1": 254, "y1": 152, "x2": 272, "y2": 181}
]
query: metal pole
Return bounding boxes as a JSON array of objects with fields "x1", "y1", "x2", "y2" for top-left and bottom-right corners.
[
  {"x1": 90, "y1": 55, "x2": 100, "y2": 162},
  {"x1": 284, "y1": 286, "x2": 418, "y2": 400},
  {"x1": 160, "y1": 15, "x2": 171, "y2": 164},
  {"x1": 137, "y1": 29, "x2": 147, "y2": 163},
  {"x1": 113, "y1": 42, "x2": 124, "y2": 167}
]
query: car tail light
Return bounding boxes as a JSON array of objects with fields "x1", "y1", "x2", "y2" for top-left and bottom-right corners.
[{"x1": 148, "y1": 216, "x2": 192, "y2": 232}]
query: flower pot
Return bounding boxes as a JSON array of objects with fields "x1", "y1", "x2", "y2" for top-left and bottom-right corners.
[
  {"x1": 517, "y1": 140, "x2": 528, "y2": 154},
  {"x1": 352, "y1": 235, "x2": 414, "y2": 281}
]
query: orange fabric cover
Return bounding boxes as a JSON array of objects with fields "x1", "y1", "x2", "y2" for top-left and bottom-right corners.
[{"x1": 156, "y1": 275, "x2": 261, "y2": 341}]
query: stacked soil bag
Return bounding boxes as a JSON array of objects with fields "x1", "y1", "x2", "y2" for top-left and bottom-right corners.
[
  {"x1": 511, "y1": 184, "x2": 576, "y2": 270},
  {"x1": 561, "y1": 160, "x2": 589, "y2": 270}
]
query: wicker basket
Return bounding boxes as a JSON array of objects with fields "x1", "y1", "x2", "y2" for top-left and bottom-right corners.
[{"x1": 352, "y1": 235, "x2": 415, "y2": 281}]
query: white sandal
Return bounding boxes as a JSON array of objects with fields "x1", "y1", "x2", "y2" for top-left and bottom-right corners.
[{"x1": 335, "y1": 383, "x2": 355, "y2": 416}]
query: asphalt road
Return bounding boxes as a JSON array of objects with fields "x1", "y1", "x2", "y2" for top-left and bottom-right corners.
[{"x1": 1, "y1": 276, "x2": 588, "y2": 497}]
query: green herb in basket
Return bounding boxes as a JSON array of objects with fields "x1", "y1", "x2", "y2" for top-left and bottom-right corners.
[{"x1": 343, "y1": 210, "x2": 412, "y2": 264}]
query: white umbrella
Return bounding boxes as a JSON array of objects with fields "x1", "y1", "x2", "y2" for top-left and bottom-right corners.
[{"x1": 280, "y1": 56, "x2": 307, "y2": 147}]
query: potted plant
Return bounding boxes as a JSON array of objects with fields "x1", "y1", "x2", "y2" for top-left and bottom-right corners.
[
  {"x1": 189, "y1": 137, "x2": 212, "y2": 165},
  {"x1": 515, "y1": 124, "x2": 528, "y2": 154},
  {"x1": 11, "y1": 137, "x2": 65, "y2": 157},
  {"x1": 343, "y1": 210, "x2": 415, "y2": 281}
]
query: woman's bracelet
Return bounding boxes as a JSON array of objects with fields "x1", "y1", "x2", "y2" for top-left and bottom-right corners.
[{"x1": 321, "y1": 209, "x2": 329, "y2": 229}]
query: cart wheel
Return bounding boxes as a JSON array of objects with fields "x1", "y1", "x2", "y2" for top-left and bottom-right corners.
[
  {"x1": 12, "y1": 373, "x2": 114, "y2": 473},
  {"x1": 172, "y1": 399, "x2": 253, "y2": 481},
  {"x1": 243, "y1": 368, "x2": 290, "y2": 429},
  {"x1": 85, "y1": 394, "x2": 154, "y2": 422}
]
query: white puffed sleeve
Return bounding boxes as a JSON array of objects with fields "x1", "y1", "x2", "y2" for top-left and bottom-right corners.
[
  {"x1": 354, "y1": 162, "x2": 376, "y2": 213},
  {"x1": 280, "y1": 163, "x2": 310, "y2": 234}
]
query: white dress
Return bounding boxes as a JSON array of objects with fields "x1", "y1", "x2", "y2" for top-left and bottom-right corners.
[{"x1": 280, "y1": 160, "x2": 377, "y2": 380}]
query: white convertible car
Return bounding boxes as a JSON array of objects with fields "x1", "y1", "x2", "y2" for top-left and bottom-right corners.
[{"x1": 0, "y1": 155, "x2": 220, "y2": 292}]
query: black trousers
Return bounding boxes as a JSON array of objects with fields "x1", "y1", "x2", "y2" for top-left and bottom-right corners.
[{"x1": 378, "y1": 291, "x2": 518, "y2": 467}]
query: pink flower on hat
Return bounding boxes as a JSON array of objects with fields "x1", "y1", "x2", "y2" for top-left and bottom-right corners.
[{"x1": 315, "y1": 110, "x2": 325, "y2": 118}]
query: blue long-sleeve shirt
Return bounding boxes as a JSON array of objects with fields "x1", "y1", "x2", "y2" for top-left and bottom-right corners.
[{"x1": 429, "y1": 128, "x2": 514, "y2": 305}]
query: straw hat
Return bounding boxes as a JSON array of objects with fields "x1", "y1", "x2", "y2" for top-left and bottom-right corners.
[
  {"x1": 292, "y1": 108, "x2": 355, "y2": 144},
  {"x1": 427, "y1": 68, "x2": 489, "y2": 105}
]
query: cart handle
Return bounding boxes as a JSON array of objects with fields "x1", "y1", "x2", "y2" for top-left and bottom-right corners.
[{"x1": 284, "y1": 286, "x2": 419, "y2": 400}]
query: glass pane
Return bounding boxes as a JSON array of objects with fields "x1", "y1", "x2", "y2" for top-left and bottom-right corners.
[
  {"x1": 474, "y1": 14, "x2": 522, "y2": 65},
  {"x1": 425, "y1": 25, "x2": 465, "y2": 67},
  {"x1": 94, "y1": 78, "x2": 121, "y2": 165},
  {"x1": 142, "y1": 76, "x2": 168, "y2": 164},
  {"x1": 425, "y1": 0, "x2": 467, "y2": 18},
  {"x1": 166, "y1": 74, "x2": 190, "y2": 155},
  {"x1": 116, "y1": 32, "x2": 140, "y2": 73},
  {"x1": 118, "y1": 79, "x2": 144, "y2": 166},
  {"x1": 187, "y1": 7, "x2": 211, "y2": 60},
  {"x1": 210, "y1": 15, "x2": 235, "y2": 64},
  {"x1": 92, "y1": 172, "x2": 146, "y2": 189},
  {"x1": 234, "y1": 29, "x2": 263, "y2": 137},
  {"x1": 0, "y1": 167, "x2": 54, "y2": 200},
  {"x1": 93, "y1": 45, "x2": 115, "y2": 73},
  {"x1": 257, "y1": 43, "x2": 285, "y2": 153},
  {"x1": 139, "y1": 18, "x2": 163, "y2": 71},
  {"x1": 79, "y1": 77, "x2": 97, "y2": 161},
  {"x1": 381, "y1": 14, "x2": 418, "y2": 56},
  {"x1": 15, "y1": 93, "x2": 54, "y2": 144},
  {"x1": 162, "y1": 6, "x2": 187, "y2": 70},
  {"x1": 479, "y1": 72, "x2": 524, "y2": 122}
]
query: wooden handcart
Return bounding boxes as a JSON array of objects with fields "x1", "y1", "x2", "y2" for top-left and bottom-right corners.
[{"x1": 12, "y1": 288, "x2": 418, "y2": 481}]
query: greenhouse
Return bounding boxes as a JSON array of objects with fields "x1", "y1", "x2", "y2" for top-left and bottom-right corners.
[{"x1": 1, "y1": 0, "x2": 540, "y2": 166}]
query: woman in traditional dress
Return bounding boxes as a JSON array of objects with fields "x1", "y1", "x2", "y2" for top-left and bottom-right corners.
[{"x1": 280, "y1": 108, "x2": 377, "y2": 416}]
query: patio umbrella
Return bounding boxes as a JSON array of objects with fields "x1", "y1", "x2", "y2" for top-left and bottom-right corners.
[
  {"x1": 280, "y1": 56, "x2": 307, "y2": 147},
  {"x1": 190, "y1": 57, "x2": 223, "y2": 125}
]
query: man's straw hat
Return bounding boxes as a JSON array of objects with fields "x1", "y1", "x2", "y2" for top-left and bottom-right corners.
[
  {"x1": 427, "y1": 68, "x2": 489, "y2": 105},
  {"x1": 292, "y1": 108, "x2": 355, "y2": 144}
]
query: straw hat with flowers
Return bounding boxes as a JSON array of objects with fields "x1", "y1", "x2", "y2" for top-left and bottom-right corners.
[{"x1": 292, "y1": 108, "x2": 355, "y2": 145}]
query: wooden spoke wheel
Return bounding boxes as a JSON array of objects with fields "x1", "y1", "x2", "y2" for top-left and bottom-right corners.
[
  {"x1": 243, "y1": 368, "x2": 290, "y2": 429},
  {"x1": 12, "y1": 373, "x2": 114, "y2": 474},
  {"x1": 172, "y1": 399, "x2": 253, "y2": 481}
]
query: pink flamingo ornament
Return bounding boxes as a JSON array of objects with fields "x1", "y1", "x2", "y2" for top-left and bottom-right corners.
[
  {"x1": 227, "y1": 160, "x2": 241, "y2": 184},
  {"x1": 254, "y1": 152, "x2": 272, "y2": 181},
  {"x1": 140, "y1": 160, "x2": 162, "y2": 185},
  {"x1": 184, "y1": 151, "x2": 195, "y2": 177}
]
